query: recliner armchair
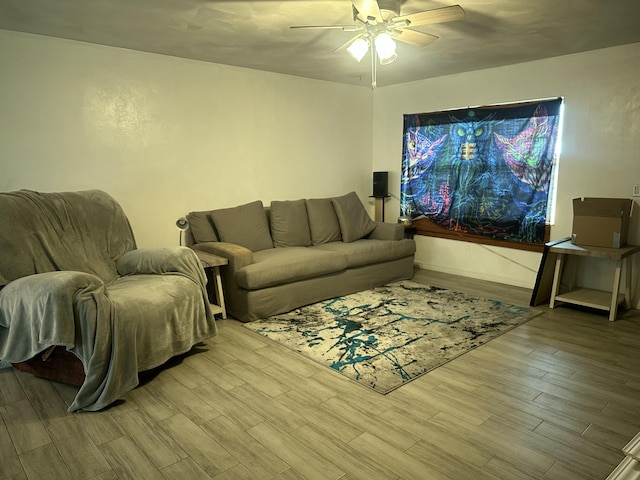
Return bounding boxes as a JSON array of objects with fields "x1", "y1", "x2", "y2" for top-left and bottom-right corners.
[{"x1": 0, "y1": 189, "x2": 217, "y2": 412}]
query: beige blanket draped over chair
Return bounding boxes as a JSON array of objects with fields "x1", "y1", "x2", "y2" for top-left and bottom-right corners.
[{"x1": 0, "y1": 189, "x2": 217, "y2": 412}]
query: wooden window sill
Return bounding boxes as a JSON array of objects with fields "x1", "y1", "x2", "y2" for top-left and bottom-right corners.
[{"x1": 411, "y1": 217, "x2": 548, "y2": 253}]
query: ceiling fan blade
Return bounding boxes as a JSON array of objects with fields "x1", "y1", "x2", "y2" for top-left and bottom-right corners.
[
  {"x1": 393, "y1": 28, "x2": 439, "y2": 47},
  {"x1": 351, "y1": 0, "x2": 382, "y2": 23},
  {"x1": 290, "y1": 24, "x2": 360, "y2": 31},
  {"x1": 393, "y1": 5, "x2": 465, "y2": 28}
]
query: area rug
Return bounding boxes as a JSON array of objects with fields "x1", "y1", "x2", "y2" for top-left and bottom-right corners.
[{"x1": 244, "y1": 280, "x2": 541, "y2": 393}]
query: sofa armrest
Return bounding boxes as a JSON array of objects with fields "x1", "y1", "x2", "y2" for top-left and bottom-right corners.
[
  {"x1": 116, "y1": 247, "x2": 205, "y2": 284},
  {"x1": 192, "y1": 242, "x2": 253, "y2": 272},
  {"x1": 368, "y1": 222, "x2": 404, "y2": 241}
]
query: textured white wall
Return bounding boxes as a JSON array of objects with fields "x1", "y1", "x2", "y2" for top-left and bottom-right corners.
[
  {"x1": 0, "y1": 30, "x2": 373, "y2": 248},
  {"x1": 2, "y1": 29, "x2": 639, "y2": 306},
  {"x1": 373, "y1": 43, "x2": 640, "y2": 301}
]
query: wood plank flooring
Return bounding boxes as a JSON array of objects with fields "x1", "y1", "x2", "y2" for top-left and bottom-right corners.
[{"x1": 1, "y1": 269, "x2": 639, "y2": 480}]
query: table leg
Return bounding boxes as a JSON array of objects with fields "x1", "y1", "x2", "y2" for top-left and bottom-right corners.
[
  {"x1": 609, "y1": 259, "x2": 623, "y2": 321},
  {"x1": 549, "y1": 254, "x2": 565, "y2": 309},
  {"x1": 623, "y1": 257, "x2": 632, "y2": 309},
  {"x1": 374, "y1": 197, "x2": 384, "y2": 222},
  {"x1": 213, "y1": 266, "x2": 227, "y2": 319}
]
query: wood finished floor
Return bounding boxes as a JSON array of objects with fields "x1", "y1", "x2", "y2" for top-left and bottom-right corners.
[{"x1": 1, "y1": 269, "x2": 639, "y2": 480}]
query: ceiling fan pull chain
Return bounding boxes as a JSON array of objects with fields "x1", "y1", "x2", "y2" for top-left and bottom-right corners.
[{"x1": 371, "y1": 45, "x2": 377, "y2": 89}]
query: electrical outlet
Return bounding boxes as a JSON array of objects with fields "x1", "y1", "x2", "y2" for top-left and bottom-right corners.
[{"x1": 634, "y1": 184, "x2": 640, "y2": 197}]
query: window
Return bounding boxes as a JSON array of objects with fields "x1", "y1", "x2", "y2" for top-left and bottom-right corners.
[{"x1": 401, "y1": 98, "x2": 563, "y2": 252}]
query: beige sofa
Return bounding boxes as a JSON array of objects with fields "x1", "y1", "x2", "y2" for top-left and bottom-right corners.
[{"x1": 186, "y1": 192, "x2": 416, "y2": 322}]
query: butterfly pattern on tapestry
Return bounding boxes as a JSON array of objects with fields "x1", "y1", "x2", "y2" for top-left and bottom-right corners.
[{"x1": 401, "y1": 98, "x2": 563, "y2": 244}]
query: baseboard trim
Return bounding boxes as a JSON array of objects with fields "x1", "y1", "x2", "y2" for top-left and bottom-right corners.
[
  {"x1": 414, "y1": 261, "x2": 533, "y2": 289},
  {"x1": 414, "y1": 263, "x2": 640, "y2": 311}
]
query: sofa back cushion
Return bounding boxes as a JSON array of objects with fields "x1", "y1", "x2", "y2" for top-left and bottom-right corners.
[
  {"x1": 331, "y1": 192, "x2": 377, "y2": 243},
  {"x1": 187, "y1": 210, "x2": 219, "y2": 244},
  {"x1": 209, "y1": 200, "x2": 274, "y2": 252},
  {"x1": 306, "y1": 198, "x2": 342, "y2": 245},
  {"x1": 270, "y1": 199, "x2": 312, "y2": 247}
]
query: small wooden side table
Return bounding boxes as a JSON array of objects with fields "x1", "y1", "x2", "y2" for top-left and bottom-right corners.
[
  {"x1": 193, "y1": 250, "x2": 228, "y2": 319},
  {"x1": 549, "y1": 240, "x2": 640, "y2": 321}
]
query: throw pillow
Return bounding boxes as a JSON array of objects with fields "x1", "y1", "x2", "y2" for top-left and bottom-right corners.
[
  {"x1": 306, "y1": 198, "x2": 342, "y2": 245},
  {"x1": 209, "y1": 200, "x2": 273, "y2": 252},
  {"x1": 331, "y1": 192, "x2": 377, "y2": 243},
  {"x1": 270, "y1": 199, "x2": 312, "y2": 247},
  {"x1": 187, "y1": 210, "x2": 219, "y2": 244}
]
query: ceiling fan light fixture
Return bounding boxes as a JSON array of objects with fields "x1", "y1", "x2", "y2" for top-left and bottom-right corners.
[
  {"x1": 291, "y1": 1, "x2": 466, "y2": 88},
  {"x1": 347, "y1": 37, "x2": 369, "y2": 62},
  {"x1": 379, "y1": 50, "x2": 398, "y2": 65},
  {"x1": 374, "y1": 32, "x2": 397, "y2": 65}
]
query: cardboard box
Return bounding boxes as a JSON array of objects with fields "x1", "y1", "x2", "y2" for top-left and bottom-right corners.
[{"x1": 571, "y1": 197, "x2": 633, "y2": 248}]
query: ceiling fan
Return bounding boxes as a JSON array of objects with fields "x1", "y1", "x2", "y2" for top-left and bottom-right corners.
[{"x1": 290, "y1": 0, "x2": 466, "y2": 88}]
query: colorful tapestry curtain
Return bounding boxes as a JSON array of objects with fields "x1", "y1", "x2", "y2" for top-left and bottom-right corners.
[{"x1": 401, "y1": 98, "x2": 563, "y2": 244}]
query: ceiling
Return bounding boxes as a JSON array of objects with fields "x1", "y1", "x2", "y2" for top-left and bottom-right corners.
[{"x1": 1, "y1": 0, "x2": 640, "y2": 88}]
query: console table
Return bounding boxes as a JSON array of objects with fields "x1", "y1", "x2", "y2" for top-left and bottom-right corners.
[
  {"x1": 193, "y1": 250, "x2": 228, "y2": 319},
  {"x1": 548, "y1": 240, "x2": 640, "y2": 321}
]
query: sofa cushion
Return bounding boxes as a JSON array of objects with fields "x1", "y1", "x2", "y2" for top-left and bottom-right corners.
[
  {"x1": 236, "y1": 247, "x2": 348, "y2": 290},
  {"x1": 331, "y1": 192, "x2": 377, "y2": 243},
  {"x1": 209, "y1": 200, "x2": 273, "y2": 252},
  {"x1": 306, "y1": 198, "x2": 342, "y2": 245},
  {"x1": 270, "y1": 199, "x2": 312, "y2": 248},
  {"x1": 187, "y1": 210, "x2": 218, "y2": 244},
  {"x1": 312, "y1": 239, "x2": 416, "y2": 268}
]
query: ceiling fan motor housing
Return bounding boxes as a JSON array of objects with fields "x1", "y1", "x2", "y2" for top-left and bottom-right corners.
[
  {"x1": 378, "y1": 0, "x2": 402, "y2": 20},
  {"x1": 354, "y1": 0, "x2": 402, "y2": 23}
]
